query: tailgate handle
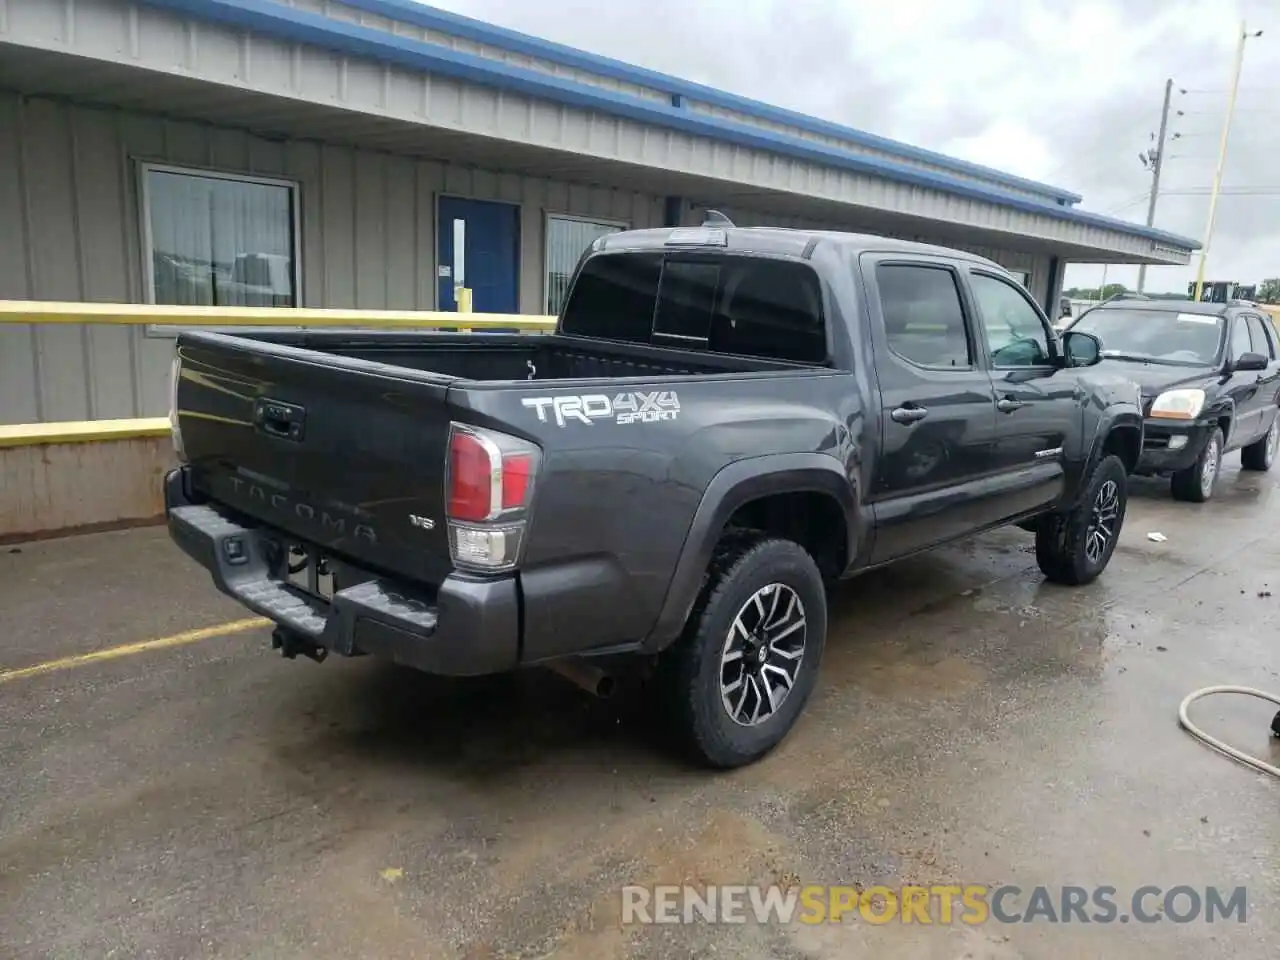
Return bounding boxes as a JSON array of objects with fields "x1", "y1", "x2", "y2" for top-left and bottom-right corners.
[{"x1": 254, "y1": 398, "x2": 306, "y2": 442}]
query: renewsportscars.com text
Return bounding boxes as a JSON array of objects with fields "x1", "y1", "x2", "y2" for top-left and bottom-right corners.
[{"x1": 621, "y1": 884, "x2": 1248, "y2": 925}]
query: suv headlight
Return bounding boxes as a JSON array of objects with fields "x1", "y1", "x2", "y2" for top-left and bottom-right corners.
[
  {"x1": 1149, "y1": 388, "x2": 1206, "y2": 420},
  {"x1": 168, "y1": 354, "x2": 186, "y2": 462}
]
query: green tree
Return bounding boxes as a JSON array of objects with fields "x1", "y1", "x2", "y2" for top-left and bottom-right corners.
[{"x1": 1258, "y1": 278, "x2": 1280, "y2": 304}]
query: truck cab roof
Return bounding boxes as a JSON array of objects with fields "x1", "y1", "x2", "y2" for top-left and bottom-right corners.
[{"x1": 592, "y1": 224, "x2": 1010, "y2": 274}]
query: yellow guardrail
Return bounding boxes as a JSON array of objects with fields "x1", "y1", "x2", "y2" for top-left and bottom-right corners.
[
  {"x1": 0, "y1": 417, "x2": 172, "y2": 449},
  {"x1": 0, "y1": 300, "x2": 558, "y2": 448},
  {"x1": 0, "y1": 300, "x2": 557, "y2": 330}
]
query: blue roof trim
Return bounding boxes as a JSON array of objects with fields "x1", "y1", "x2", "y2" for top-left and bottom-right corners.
[
  {"x1": 144, "y1": 0, "x2": 1199, "y2": 251},
  {"x1": 343, "y1": 0, "x2": 1085, "y2": 206},
  {"x1": 334, "y1": 0, "x2": 1085, "y2": 205}
]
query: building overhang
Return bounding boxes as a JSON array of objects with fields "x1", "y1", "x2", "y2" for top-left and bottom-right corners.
[{"x1": 0, "y1": 0, "x2": 1198, "y2": 266}]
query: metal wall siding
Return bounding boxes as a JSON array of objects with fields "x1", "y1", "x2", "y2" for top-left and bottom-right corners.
[
  {"x1": 0, "y1": 91, "x2": 666, "y2": 423},
  {"x1": 0, "y1": 94, "x2": 38, "y2": 424},
  {"x1": 9, "y1": 0, "x2": 1187, "y2": 251}
]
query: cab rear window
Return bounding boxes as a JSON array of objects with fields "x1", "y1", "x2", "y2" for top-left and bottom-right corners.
[{"x1": 559, "y1": 252, "x2": 828, "y2": 364}]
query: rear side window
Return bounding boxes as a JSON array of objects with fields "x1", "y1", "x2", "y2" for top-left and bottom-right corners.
[
  {"x1": 1246, "y1": 315, "x2": 1274, "y2": 359},
  {"x1": 1264, "y1": 315, "x2": 1280, "y2": 357},
  {"x1": 559, "y1": 253, "x2": 827, "y2": 364},
  {"x1": 876, "y1": 264, "x2": 972, "y2": 369}
]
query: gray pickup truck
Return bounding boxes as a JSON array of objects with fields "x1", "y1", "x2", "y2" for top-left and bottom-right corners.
[{"x1": 165, "y1": 217, "x2": 1144, "y2": 767}]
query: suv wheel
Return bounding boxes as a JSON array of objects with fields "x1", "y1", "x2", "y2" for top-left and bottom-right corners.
[
  {"x1": 1035, "y1": 454, "x2": 1127, "y2": 586},
  {"x1": 1241, "y1": 413, "x2": 1279, "y2": 472},
  {"x1": 1171, "y1": 427, "x2": 1223, "y2": 502},
  {"x1": 662, "y1": 535, "x2": 827, "y2": 768}
]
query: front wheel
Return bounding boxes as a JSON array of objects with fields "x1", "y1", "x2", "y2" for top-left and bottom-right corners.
[
  {"x1": 1241, "y1": 413, "x2": 1279, "y2": 472},
  {"x1": 1035, "y1": 454, "x2": 1127, "y2": 586},
  {"x1": 1171, "y1": 427, "x2": 1223, "y2": 502},
  {"x1": 661, "y1": 536, "x2": 827, "y2": 768}
]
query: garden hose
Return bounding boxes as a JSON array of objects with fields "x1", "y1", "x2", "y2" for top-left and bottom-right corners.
[{"x1": 1178, "y1": 685, "x2": 1280, "y2": 779}]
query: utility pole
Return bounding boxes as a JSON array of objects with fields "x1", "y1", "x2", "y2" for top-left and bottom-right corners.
[
  {"x1": 1136, "y1": 78, "x2": 1174, "y2": 295},
  {"x1": 1194, "y1": 22, "x2": 1260, "y2": 302}
]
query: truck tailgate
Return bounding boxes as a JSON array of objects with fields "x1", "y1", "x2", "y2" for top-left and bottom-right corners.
[{"x1": 174, "y1": 333, "x2": 458, "y2": 585}]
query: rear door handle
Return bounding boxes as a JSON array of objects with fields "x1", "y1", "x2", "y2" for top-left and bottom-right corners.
[
  {"x1": 997, "y1": 397, "x2": 1028, "y2": 413},
  {"x1": 891, "y1": 405, "x2": 928, "y2": 425}
]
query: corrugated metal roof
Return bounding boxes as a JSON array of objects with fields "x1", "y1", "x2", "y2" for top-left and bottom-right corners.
[
  {"x1": 141, "y1": 0, "x2": 1199, "y2": 252},
  {"x1": 330, "y1": 0, "x2": 1085, "y2": 205}
]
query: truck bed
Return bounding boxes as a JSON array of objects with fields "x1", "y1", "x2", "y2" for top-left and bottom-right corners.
[
  {"x1": 221, "y1": 330, "x2": 801, "y2": 383},
  {"x1": 170, "y1": 327, "x2": 830, "y2": 594}
]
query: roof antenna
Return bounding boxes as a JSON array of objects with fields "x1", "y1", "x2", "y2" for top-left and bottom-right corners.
[{"x1": 700, "y1": 209, "x2": 735, "y2": 228}]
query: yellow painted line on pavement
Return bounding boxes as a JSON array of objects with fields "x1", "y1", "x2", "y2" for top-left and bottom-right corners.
[{"x1": 0, "y1": 617, "x2": 270, "y2": 684}]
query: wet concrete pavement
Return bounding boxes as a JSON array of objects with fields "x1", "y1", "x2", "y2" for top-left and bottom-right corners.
[{"x1": 3, "y1": 462, "x2": 1279, "y2": 959}]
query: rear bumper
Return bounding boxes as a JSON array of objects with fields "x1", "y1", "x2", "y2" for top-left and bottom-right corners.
[
  {"x1": 164, "y1": 468, "x2": 518, "y2": 676},
  {"x1": 1135, "y1": 418, "x2": 1213, "y2": 474}
]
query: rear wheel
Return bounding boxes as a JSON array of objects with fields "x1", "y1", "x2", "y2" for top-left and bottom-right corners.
[
  {"x1": 1171, "y1": 427, "x2": 1223, "y2": 502},
  {"x1": 1241, "y1": 413, "x2": 1279, "y2": 471},
  {"x1": 1035, "y1": 454, "x2": 1127, "y2": 586},
  {"x1": 661, "y1": 535, "x2": 827, "y2": 768}
]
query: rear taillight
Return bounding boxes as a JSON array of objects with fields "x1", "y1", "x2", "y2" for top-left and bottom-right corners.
[{"x1": 445, "y1": 423, "x2": 540, "y2": 572}]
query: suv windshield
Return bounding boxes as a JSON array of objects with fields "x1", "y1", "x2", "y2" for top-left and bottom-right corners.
[{"x1": 1070, "y1": 308, "x2": 1224, "y2": 366}]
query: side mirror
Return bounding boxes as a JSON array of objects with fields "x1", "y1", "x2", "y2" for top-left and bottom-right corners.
[
  {"x1": 1061, "y1": 330, "x2": 1102, "y2": 367},
  {"x1": 1234, "y1": 351, "x2": 1267, "y2": 372}
]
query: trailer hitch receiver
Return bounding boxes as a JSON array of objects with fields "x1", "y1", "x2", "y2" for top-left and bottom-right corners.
[{"x1": 271, "y1": 626, "x2": 328, "y2": 663}]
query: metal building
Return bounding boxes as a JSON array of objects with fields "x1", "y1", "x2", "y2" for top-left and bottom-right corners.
[{"x1": 0, "y1": 0, "x2": 1199, "y2": 424}]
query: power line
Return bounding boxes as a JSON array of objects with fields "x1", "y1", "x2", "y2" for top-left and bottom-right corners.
[
  {"x1": 1177, "y1": 108, "x2": 1280, "y2": 115},
  {"x1": 1103, "y1": 194, "x2": 1151, "y2": 215},
  {"x1": 1178, "y1": 86, "x2": 1280, "y2": 94},
  {"x1": 1161, "y1": 188, "x2": 1280, "y2": 196}
]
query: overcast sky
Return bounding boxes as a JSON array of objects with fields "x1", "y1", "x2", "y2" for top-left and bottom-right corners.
[{"x1": 430, "y1": 0, "x2": 1278, "y2": 294}]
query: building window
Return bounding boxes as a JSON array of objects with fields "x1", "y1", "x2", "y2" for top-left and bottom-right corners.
[
  {"x1": 544, "y1": 214, "x2": 627, "y2": 315},
  {"x1": 142, "y1": 164, "x2": 300, "y2": 307}
]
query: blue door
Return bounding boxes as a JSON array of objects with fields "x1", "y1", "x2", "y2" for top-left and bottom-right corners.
[{"x1": 437, "y1": 197, "x2": 520, "y2": 313}]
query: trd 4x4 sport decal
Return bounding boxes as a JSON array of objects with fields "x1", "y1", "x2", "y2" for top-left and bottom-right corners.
[{"x1": 521, "y1": 391, "x2": 681, "y2": 426}]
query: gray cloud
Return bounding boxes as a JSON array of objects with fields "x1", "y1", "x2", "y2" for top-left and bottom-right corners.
[{"x1": 432, "y1": 0, "x2": 1279, "y2": 292}]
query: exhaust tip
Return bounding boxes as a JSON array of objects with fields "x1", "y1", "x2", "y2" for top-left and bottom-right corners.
[{"x1": 547, "y1": 658, "x2": 616, "y2": 699}]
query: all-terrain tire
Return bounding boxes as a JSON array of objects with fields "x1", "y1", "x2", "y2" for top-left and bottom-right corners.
[
  {"x1": 1241, "y1": 412, "x2": 1279, "y2": 472},
  {"x1": 661, "y1": 535, "x2": 827, "y2": 769},
  {"x1": 1171, "y1": 427, "x2": 1223, "y2": 502},
  {"x1": 1035, "y1": 454, "x2": 1127, "y2": 586}
]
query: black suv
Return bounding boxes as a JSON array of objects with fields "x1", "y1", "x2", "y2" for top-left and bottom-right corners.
[{"x1": 1069, "y1": 300, "x2": 1280, "y2": 501}]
